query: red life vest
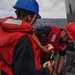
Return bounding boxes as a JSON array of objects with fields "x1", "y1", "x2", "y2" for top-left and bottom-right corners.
[
  {"x1": 0, "y1": 17, "x2": 42, "y2": 75},
  {"x1": 47, "y1": 26, "x2": 67, "y2": 52},
  {"x1": 40, "y1": 26, "x2": 67, "y2": 57}
]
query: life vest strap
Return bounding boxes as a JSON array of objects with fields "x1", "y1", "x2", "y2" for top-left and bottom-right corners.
[{"x1": 0, "y1": 54, "x2": 11, "y2": 68}]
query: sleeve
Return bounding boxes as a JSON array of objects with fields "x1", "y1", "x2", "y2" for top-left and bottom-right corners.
[
  {"x1": 12, "y1": 36, "x2": 50, "y2": 75},
  {"x1": 59, "y1": 50, "x2": 66, "y2": 56},
  {"x1": 34, "y1": 26, "x2": 51, "y2": 38}
]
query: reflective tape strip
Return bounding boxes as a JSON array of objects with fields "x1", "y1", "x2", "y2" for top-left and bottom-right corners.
[
  {"x1": 51, "y1": 34, "x2": 56, "y2": 42},
  {"x1": 4, "y1": 19, "x2": 23, "y2": 25},
  {"x1": 62, "y1": 44, "x2": 67, "y2": 51},
  {"x1": 30, "y1": 14, "x2": 37, "y2": 24}
]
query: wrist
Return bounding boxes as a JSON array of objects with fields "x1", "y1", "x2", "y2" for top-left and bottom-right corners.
[
  {"x1": 55, "y1": 71, "x2": 61, "y2": 75},
  {"x1": 55, "y1": 70, "x2": 61, "y2": 75}
]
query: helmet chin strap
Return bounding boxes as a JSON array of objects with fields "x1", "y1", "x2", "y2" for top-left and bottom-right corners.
[
  {"x1": 30, "y1": 14, "x2": 37, "y2": 25},
  {"x1": 61, "y1": 33, "x2": 68, "y2": 40}
]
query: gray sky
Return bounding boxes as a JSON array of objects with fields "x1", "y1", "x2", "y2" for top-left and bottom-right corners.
[{"x1": 0, "y1": 0, "x2": 67, "y2": 18}]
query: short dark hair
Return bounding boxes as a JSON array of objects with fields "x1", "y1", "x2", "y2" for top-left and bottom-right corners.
[{"x1": 15, "y1": 8, "x2": 35, "y2": 18}]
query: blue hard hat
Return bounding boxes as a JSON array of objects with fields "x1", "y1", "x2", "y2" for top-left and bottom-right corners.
[{"x1": 13, "y1": 0, "x2": 41, "y2": 18}]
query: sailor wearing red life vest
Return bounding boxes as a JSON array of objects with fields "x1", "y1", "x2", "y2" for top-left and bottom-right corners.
[
  {"x1": 33, "y1": 25, "x2": 70, "y2": 75},
  {"x1": 0, "y1": 0, "x2": 55, "y2": 75}
]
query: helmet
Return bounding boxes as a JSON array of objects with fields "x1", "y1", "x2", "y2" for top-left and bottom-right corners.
[
  {"x1": 13, "y1": 0, "x2": 41, "y2": 18},
  {"x1": 66, "y1": 22, "x2": 75, "y2": 41}
]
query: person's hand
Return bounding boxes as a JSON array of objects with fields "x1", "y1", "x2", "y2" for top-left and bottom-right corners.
[
  {"x1": 41, "y1": 44, "x2": 54, "y2": 53},
  {"x1": 43, "y1": 60, "x2": 56, "y2": 74},
  {"x1": 42, "y1": 60, "x2": 56, "y2": 68},
  {"x1": 53, "y1": 72, "x2": 61, "y2": 75},
  {"x1": 47, "y1": 65, "x2": 53, "y2": 74},
  {"x1": 41, "y1": 45, "x2": 49, "y2": 52},
  {"x1": 53, "y1": 74, "x2": 58, "y2": 75},
  {"x1": 50, "y1": 60, "x2": 56, "y2": 68}
]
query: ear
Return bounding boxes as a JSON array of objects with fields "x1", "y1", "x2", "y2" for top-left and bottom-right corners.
[{"x1": 27, "y1": 15, "x2": 32, "y2": 22}]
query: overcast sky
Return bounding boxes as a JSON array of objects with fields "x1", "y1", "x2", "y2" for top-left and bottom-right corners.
[{"x1": 0, "y1": 0, "x2": 67, "y2": 18}]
